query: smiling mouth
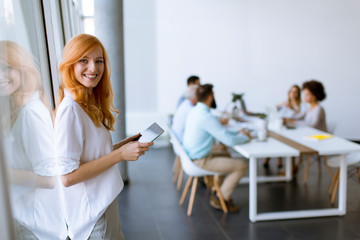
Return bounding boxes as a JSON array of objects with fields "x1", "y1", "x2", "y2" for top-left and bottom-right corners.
[
  {"x1": 0, "y1": 81, "x2": 11, "y2": 87},
  {"x1": 83, "y1": 74, "x2": 98, "y2": 80}
]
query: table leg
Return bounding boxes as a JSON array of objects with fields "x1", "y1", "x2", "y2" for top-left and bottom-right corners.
[
  {"x1": 249, "y1": 156, "x2": 257, "y2": 222},
  {"x1": 338, "y1": 154, "x2": 347, "y2": 214},
  {"x1": 285, "y1": 156, "x2": 292, "y2": 181}
]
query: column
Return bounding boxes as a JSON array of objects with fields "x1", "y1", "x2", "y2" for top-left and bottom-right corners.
[{"x1": 94, "y1": 0, "x2": 129, "y2": 182}]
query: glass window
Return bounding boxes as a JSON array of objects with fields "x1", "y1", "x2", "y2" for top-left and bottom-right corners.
[
  {"x1": 81, "y1": 0, "x2": 95, "y2": 35},
  {"x1": 0, "y1": 0, "x2": 65, "y2": 239}
]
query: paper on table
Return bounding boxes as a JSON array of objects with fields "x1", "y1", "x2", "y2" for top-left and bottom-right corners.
[{"x1": 305, "y1": 134, "x2": 333, "y2": 141}]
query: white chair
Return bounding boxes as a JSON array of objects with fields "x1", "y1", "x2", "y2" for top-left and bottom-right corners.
[
  {"x1": 168, "y1": 129, "x2": 228, "y2": 216},
  {"x1": 327, "y1": 152, "x2": 360, "y2": 204}
]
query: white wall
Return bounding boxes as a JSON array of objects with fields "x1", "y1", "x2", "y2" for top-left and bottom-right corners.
[{"x1": 125, "y1": 0, "x2": 360, "y2": 140}]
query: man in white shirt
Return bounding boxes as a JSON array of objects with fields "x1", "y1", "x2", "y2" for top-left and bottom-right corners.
[
  {"x1": 172, "y1": 85, "x2": 198, "y2": 143},
  {"x1": 183, "y1": 84, "x2": 250, "y2": 212},
  {"x1": 176, "y1": 75, "x2": 200, "y2": 109}
]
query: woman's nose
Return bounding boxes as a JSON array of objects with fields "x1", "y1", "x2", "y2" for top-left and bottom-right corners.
[{"x1": 87, "y1": 60, "x2": 96, "y2": 71}]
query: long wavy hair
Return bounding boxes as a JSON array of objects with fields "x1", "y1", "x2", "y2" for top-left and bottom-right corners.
[
  {"x1": 57, "y1": 34, "x2": 119, "y2": 131},
  {"x1": 0, "y1": 41, "x2": 49, "y2": 125},
  {"x1": 287, "y1": 85, "x2": 301, "y2": 110}
]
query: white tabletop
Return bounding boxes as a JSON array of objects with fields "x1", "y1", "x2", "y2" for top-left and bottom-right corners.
[
  {"x1": 233, "y1": 137, "x2": 299, "y2": 159},
  {"x1": 269, "y1": 126, "x2": 360, "y2": 156}
]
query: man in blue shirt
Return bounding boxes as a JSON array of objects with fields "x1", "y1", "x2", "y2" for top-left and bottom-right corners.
[{"x1": 183, "y1": 84, "x2": 250, "y2": 212}]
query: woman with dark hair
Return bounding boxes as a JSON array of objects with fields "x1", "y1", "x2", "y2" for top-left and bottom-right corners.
[{"x1": 284, "y1": 80, "x2": 327, "y2": 132}]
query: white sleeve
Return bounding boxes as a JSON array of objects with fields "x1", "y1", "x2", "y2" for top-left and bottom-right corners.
[
  {"x1": 21, "y1": 104, "x2": 56, "y2": 176},
  {"x1": 54, "y1": 101, "x2": 84, "y2": 175}
]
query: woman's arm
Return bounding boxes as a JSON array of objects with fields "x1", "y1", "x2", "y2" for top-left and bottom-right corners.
[
  {"x1": 61, "y1": 141, "x2": 153, "y2": 187},
  {"x1": 8, "y1": 169, "x2": 56, "y2": 189}
]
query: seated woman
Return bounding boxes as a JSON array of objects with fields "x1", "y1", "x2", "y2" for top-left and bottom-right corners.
[
  {"x1": 277, "y1": 84, "x2": 305, "y2": 119},
  {"x1": 284, "y1": 80, "x2": 327, "y2": 132},
  {"x1": 264, "y1": 85, "x2": 304, "y2": 169}
]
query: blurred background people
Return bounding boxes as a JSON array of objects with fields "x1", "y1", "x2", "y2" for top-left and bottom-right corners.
[
  {"x1": 0, "y1": 40, "x2": 65, "y2": 239},
  {"x1": 264, "y1": 84, "x2": 304, "y2": 169},
  {"x1": 277, "y1": 84, "x2": 304, "y2": 119},
  {"x1": 176, "y1": 75, "x2": 200, "y2": 109},
  {"x1": 183, "y1": 84, "x2": 250, "y2": 212},
  {"x1": 172, "y1": 84, "x2": 198, "y2": 143},
  {"x1": 284, "y1": 80, "x2": 327, "y2": 132}
]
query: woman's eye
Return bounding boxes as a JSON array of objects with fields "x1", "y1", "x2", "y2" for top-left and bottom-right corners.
[
  {"x1": 96, "y1": 60, "x2": 104, "y2": 64},
  {"x1": 79, "y1": 59, "x2": 87, "y2": 63}
]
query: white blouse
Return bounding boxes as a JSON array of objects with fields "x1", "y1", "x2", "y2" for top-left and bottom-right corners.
[
  {"x1": 54, "y1": 89, "x2": 123, "y2": 240},
  {"x1": 3, "y1": 92, "x2": 67, "y2": 239},
  {"x1": 278, "y1": 102, "x2": 306, "y2": 119}
]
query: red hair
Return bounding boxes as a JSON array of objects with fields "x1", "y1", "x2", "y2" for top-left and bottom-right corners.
[
  {"x1": 58, "y1": 34, "x2": 119, "y2": 131},
  {"x1": 0, "y1": 41, "x2": 45, "y2": 107},
  {"x1": 0, "y1": 41, "x2": 51, "y2": 125}
]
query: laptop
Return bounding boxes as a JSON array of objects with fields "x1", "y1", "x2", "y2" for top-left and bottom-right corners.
[{"x1": 239, "y1": 98, "x2": 267, "y2": 118}]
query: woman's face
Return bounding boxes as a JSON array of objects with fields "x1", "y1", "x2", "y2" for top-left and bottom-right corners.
[
  {"x1": 289, "y1": 87, "x2": 299, "y2": 100},
  {"x1": 0, "y1": 64, "x2": 22, "y2": 96},
  {"x1": 303, "y1": 88, "x2": 316, "y2": 103},
  {"x1": 73, "y1": 46, "x2": 104, "y2": 90}
]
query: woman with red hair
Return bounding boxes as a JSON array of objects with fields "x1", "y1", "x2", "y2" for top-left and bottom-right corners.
[
  {"x1": 1, "y1": 41, "x2": 65, "y2": 239},
  {"x1": 55, "y1": 34, "x2": 153, "y2": 239}
]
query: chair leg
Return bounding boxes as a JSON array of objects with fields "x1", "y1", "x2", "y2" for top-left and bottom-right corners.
[
  {"x1": 203, "y1": 176, "x2": 214, "y2": 190},
  {"x1": 187, "y1": 177, "x2": 199, "y2": 216},
  {"x1": 331, "y1": 174, "x2": 340, "y2": 204},
  {"x1": 291, "y1": 157, "x2": 298, "y2": 175},
  {"x1": 204, "y1": 176, "x2": 209, "y2": 188},
  {"x1": 304, "y1": 154, "x2": 311, "y2": 183},
  {"x1": 177, "y1": 169, "x2": 184, "y2": 190},
  {"x1": 297, "y1": 154, "x2": 303, "y2": 167},
  {"x1": 172, "y1": 156, "x2": 180, "y2": 172},
  {"x1": 208, "y1": 176, "x2": 214, "y2": 193},
  {"x1": 173, "y1": 157, "x2": 181, "y2": 182},
  {"x1": 329, "y1": 168, "x2": 339, "y2": 195},
  {"x1": 180, "y1": 176, "x2": 193, "y2": 205},
  {"x1": 323, "y1": 155, "x2": 333, "y2": 178},
  {"x1": 212, "y1": 176, "x2": 228, "y2": 213},
  {"x1": 277, "y1": 157, "x2": 283, "y2": 168}
]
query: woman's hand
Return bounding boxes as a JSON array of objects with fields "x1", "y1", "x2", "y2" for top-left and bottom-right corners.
[
  {"x1": 239, "y1": 128, "x2": 252, "y2": 139},
  {"x1": 116, "y1": 141, "x2": 154, "y2": 161},
  {"x1": 283, "y1": 118, "x2": 295, "y2": 125},
  {"x1": 219, "y1": 117, "x2": 229, "y2": 126},
  {"x1": 113, "y1": 133, "x2": 141, "y2": 150},
  {"x1": 60, "y1": 138, "x2": 153, "y2": 187}
]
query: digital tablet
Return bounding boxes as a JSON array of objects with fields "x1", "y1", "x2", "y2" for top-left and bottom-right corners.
[{"x1": 138, "y1": 122, "x2": 164, "y2": 143}]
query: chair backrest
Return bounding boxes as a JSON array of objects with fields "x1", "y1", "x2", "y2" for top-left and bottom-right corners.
[
  {"x1": 327, "y1": 152, "x2": 360, "y2": 167},
  {"x1": 168, "y1": 128, "x2": 219, "y2": 177},
  {"x1": 327, "y1": 121, "x2": 337, "y2": 134}
]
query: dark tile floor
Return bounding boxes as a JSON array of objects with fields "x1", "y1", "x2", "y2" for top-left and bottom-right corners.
[{"x1": 118, "y1": 146, "x2": 360, "y2": 240}]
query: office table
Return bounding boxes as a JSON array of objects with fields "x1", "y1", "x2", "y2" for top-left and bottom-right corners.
[{"x1": 233, "y1": 126, "x2": 360, "y2": 222}]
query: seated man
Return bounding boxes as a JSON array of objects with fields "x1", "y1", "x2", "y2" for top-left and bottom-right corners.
[
  {"x1": 183, "y1": 84, "x2": 250, "y2": 212},
  {"x1": 176, "y1": 75, "x2": 200, "y2": 109},
  {"x1": 172, "y1": 85, "x2": 198, "y2": 143}
]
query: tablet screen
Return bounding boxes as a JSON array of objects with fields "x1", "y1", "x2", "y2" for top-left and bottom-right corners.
[{"x1": 138, "y1": 122, "x2": 164, "y2": 143}]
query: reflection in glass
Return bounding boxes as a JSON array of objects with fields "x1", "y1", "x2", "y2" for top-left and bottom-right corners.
[{"x1": 0, "y1": 41, "x2": 66, "y2": 239}]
